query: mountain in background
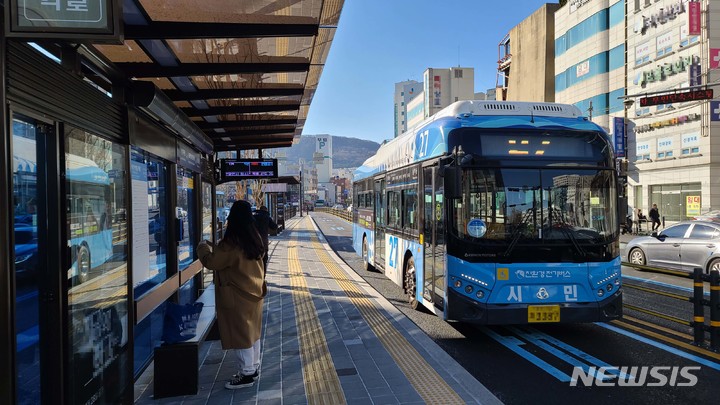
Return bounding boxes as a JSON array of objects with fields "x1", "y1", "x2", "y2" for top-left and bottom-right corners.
[{"x1": 278, "y1": 135, "x2": 380, "y2": 169}]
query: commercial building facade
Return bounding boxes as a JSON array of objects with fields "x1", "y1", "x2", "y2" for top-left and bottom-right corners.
[{"x1": 625, "y1": 0, "x2": 718, "y2": 220}]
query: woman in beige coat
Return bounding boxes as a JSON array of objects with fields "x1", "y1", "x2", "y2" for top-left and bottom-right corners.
[{"x1": 197, "y1": 200, "x2": 266, "y2": 389}]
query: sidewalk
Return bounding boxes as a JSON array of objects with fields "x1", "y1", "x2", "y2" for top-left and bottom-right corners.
[{"x1": 134, "y1": 215, "x2": 501, "y2": 404}]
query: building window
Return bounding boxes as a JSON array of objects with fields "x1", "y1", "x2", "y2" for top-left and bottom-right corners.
[
  {"x1": 657, "y1": 46, "x2": 672, "y2": 58},
  {"x1": 649, "y1": 182, "x2": 701, "y2": 221},
  {"x1": 680, "y1": 36, "x2": 699, "y2": 48},
  {"x1": 636, "y1": 154, "x2": 650, "y2": 162},
  {"x1": 454, "y1": 69, "x2": 463, "y2": 78},
  {"x1": 657, "y1": 152, "x2": 665, "y2": 159}
]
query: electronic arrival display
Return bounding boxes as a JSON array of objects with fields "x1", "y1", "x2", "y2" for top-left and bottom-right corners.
[
  {"x1": 219, "y1": 158, "x2": 278, "y2": 182},
  {"x1": 639, "y1": 89, "x2": 713, "y2": 107}
]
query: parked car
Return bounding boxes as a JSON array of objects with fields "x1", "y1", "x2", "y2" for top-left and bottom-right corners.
[
  {"x1": 626, "y1": 220, "x2": 720, "y2": 274},
  {"x1": 691, "y1": 210, "x2": 720, "y2": 223},
  {"x1": 332, "y1": 203, "x2": 345, "y2": 210}
]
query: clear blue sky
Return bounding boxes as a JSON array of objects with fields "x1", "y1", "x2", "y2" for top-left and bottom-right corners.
[{"x1": 302, "y1": 0, "x2": 556, "y2": 144}]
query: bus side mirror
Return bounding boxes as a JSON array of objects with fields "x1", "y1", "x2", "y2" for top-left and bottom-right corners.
[{"x1": 444, "y1": 167, "x2": 461, "y2": 199}]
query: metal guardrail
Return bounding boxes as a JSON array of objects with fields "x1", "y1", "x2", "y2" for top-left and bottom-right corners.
[
  {"x1": 622, "y1": 261, "x2": 720, "y2": 350},
  {"x1": 315, "y1": 207, "x2": 352, "y2": 222}
]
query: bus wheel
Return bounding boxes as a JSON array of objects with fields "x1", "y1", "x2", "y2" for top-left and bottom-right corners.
[
  {"x1": 77, "y1": 246, "x2": 90, "y2": 284},
  {"x1": 362, "y1": 237, "x2": 373, "y2": 271},
  {"x1": 404, "y1": 256, "x2": 419, "y2": 310}
]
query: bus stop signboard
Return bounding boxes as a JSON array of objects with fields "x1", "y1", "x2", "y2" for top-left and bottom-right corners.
[{"x1": 6, "y1": 0, "x2": 122, "y2": 42}]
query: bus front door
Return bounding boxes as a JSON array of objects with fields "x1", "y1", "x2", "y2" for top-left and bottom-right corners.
[
  {"x1": 374, "y1": 179, "x2": 385, "y2": 271},
  {"x1": 423, "y1": 167, "x2": 444, "y2": 309}
]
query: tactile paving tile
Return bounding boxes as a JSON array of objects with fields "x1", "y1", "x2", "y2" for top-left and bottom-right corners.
[
  {"x1": 288, "y1": 218, "x2": 346, "y2": 405},
  {"x1": 309, "y1": 232, "x2": 465, "y2": 404}
]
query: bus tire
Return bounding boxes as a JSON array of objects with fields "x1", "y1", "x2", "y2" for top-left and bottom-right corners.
[
  {"x1": 362, "y1": 236, "x2": 374, "y2": 272},
  {"x1": 77, "y1": 245, "x2": 91, "y2": 284},
  {"x1": 404, "y1": 255, "x2": 419, "y2": 310}
]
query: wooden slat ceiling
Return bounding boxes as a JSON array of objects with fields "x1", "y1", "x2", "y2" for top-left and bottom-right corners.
[{"x1": 94, "y1": 0, "x2": 344, "y2": 153}]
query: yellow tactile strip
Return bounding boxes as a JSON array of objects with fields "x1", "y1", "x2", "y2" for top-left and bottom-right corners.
[
  {"x1": 288, "y1": 218, "x2": 346, "y2": 405},
  {"x1": 307, "y1": 225, "x2": 465, "y2": 404}
]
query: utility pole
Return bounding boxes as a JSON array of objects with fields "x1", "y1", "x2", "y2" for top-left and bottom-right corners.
[
  {"x1": 299, "y1": 169, "x2": 303, "y2": 217},
  {"x1": 588, "y1": 101, "x2": 593, "y2": 121}
]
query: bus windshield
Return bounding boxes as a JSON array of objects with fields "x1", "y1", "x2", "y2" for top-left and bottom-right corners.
[{"x1": 452, "y1": 168, "x2": 617, "y2": 247}]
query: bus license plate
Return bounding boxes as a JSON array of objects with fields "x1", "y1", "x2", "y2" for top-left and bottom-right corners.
[{"x1": 527, "y1": 305, "x2": 560, "y2": 323}]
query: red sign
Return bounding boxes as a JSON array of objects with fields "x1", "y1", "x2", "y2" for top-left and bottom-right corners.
[
  {"x1": 639, "y1": 89, "x2": 714, "y2": 107},
  {"x1": 688, "y1": 1, "x2": 701, "y2": 36}
]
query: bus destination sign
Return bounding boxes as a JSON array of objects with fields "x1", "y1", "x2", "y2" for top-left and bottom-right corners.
[
  {"x1": 639, "y1": 89, "x2": 713, "y2": 107},
  {"x1": 220, "y1": 159, "x2": 278, "y2": 182}
]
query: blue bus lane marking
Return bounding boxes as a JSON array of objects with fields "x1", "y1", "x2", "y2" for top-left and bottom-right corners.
[
  {"x1": 480, "y1": 327, "x2": 573, "y2": 382},
  {"x1": 508, "y1": 327, "x2": 631, "y2": 381},
  {"x1": 481, "y1": 326, "x2": 632, "y2": 382},
  {"x1": 596, "y1": 322, "x2": 720, "y2": 372}
]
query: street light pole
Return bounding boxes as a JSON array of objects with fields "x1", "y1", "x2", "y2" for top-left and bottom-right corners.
[{"x1": 299, "y1": 169, "x2": 303, "y2": 217}]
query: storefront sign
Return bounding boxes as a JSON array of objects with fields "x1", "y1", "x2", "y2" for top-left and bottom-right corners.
[
  {"x1": 657, "y1": 137, "x2": 673, "y2": 151},
  {"x1": 576, "y1": 60, "x2": 590, "y2": 78},
  {"x1": 634, "y1": 1, "x2": 686, "y2": 35},
  {"x1": 711, "y1": 101, "x2": 720, "y2": 122},
  {"x1": 689, "y1": 63, "x2": 702, "y2": 86},
  {"x1": 613, "y1": 117, "x2": 625, "y2": 157},
  {"x1": 569, "y1": 0, "x2": 592, "y2": 13},
  {"x1": 433, "y1": 75, "x2": 442, "y2": 107},
  {"x1": 635, "y1": 55, "x2": 697, "y2": 87},
  {"x1": 639, "y1": 89, "x2": 712, "y2": 107},
  {"x1": 636, "y1": 142, "x2": 650, "y2": 156},
  {"x1": 635, "y1": 42, "x2": 651, "y2": 63},
  {"x1": 686, "y1": 195, "x2": 700, "y2": 216},
  {"x1": 656, "y1": 31, "x2": 673, "y2": 50},
  {"x1": 711, "y1": 49, "x2": 720, "y2": 69},
  {"x1": 6, "y1": 0, "x2": 122, "y2": 42},
  {"x1": 688, "y1": 1, "x2": 701, "y2": 36},
  {"x1": 635, "y1": 113, "x2": 701, "y2": 133},
  {"x1": 681, "y1": 133, "x2": 699, "y2": 148}
]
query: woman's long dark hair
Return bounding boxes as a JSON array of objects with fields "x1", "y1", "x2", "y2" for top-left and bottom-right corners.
[{"x1": 220, "y1": 201, "x2": 265, "y2": 260}]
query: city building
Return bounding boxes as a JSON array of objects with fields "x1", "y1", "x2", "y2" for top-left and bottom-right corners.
[
  {"x1": 423, "y1": 67, "x2": 475, "y2": 117},
  {"x1": 497, "y1": 3, "x2": 561, "y2": 102},
  {"x1": 394, "y1": 80, "x2": 422, "y2": 138},
  {"x1": 625, "y1": 0, "x2": 716, "y2": 220},
  {"x1": 399, "y1": 67, "x2": 477, "y2": 134},
  {"x1": 554, "y1": 0, "x2": 625, "y2": 135}
]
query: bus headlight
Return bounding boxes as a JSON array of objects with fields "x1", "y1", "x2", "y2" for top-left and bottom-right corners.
[
  {"x1": 465, "y1": 285, "x2": 473, "y2": 294},
  {"x1": 476, "y1": 290, "x2": 484, "y2": 299},
  {"x1": 606, "y1": 284, "x2": 613, "y2": 292},
  {"x1": 597, "y1": 288, "x2": 605, "y2": 297},
  {"x1": 454, "y1": 280, "x2": 462, "y2": 288}
]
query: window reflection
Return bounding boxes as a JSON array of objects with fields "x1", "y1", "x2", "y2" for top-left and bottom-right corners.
[
  {"x1": 130, "y1": 147, "x2": 168, "y2": 297},
  {"x1": 12, "y1": 115, "x2": 44, "y2": 405},
  {"x1": 65, "y1": 126, "x2": 129, "y2": 404},
  {"x1": 177, "y1": 167, "x2": 195, "y2": 270}
]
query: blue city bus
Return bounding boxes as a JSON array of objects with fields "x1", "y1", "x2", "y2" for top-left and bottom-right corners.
[{"x1": 352, "y1": 100, "x2": 622, "y2": 324}]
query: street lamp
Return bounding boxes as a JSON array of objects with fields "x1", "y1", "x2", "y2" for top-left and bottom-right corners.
[{"x1": 299, "y1": 169, "x2": 303, "y2": 217}]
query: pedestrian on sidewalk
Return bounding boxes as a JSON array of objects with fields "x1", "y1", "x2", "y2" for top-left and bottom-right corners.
[
  {"x1": 197, "y1": 200, "x2": 267, "y2": 390},
  {"x1": 649, "y1": 203, "x2": 661, "y2": 231},
  {"x1": 253, "y1": 205, "x2": 278, "y2": 275}
]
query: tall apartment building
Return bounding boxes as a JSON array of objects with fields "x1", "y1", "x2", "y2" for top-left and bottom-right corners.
[
  {"x1": 626, "y1": 0, "x2": 717, "y2": 220},
  {"x1": 554, "y1": 0, "x2": 626, "y2": 136},
  {"x1": 497, "y1": 3, "x2": 560, "y2": 102},
  {"x1": 393, "y1": 80, "x2": 421, "y2": 138},
  {"x1": 423, "y1": 67, "x2": 475, "y2": 117},
  {"x1": 399, "y1": 67, "x2": 476, "y2": 132}
]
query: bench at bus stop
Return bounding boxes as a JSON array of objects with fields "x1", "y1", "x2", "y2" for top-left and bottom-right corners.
[{"x1": 153, "y1": 285, "x2": 218, "y2": 399}]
